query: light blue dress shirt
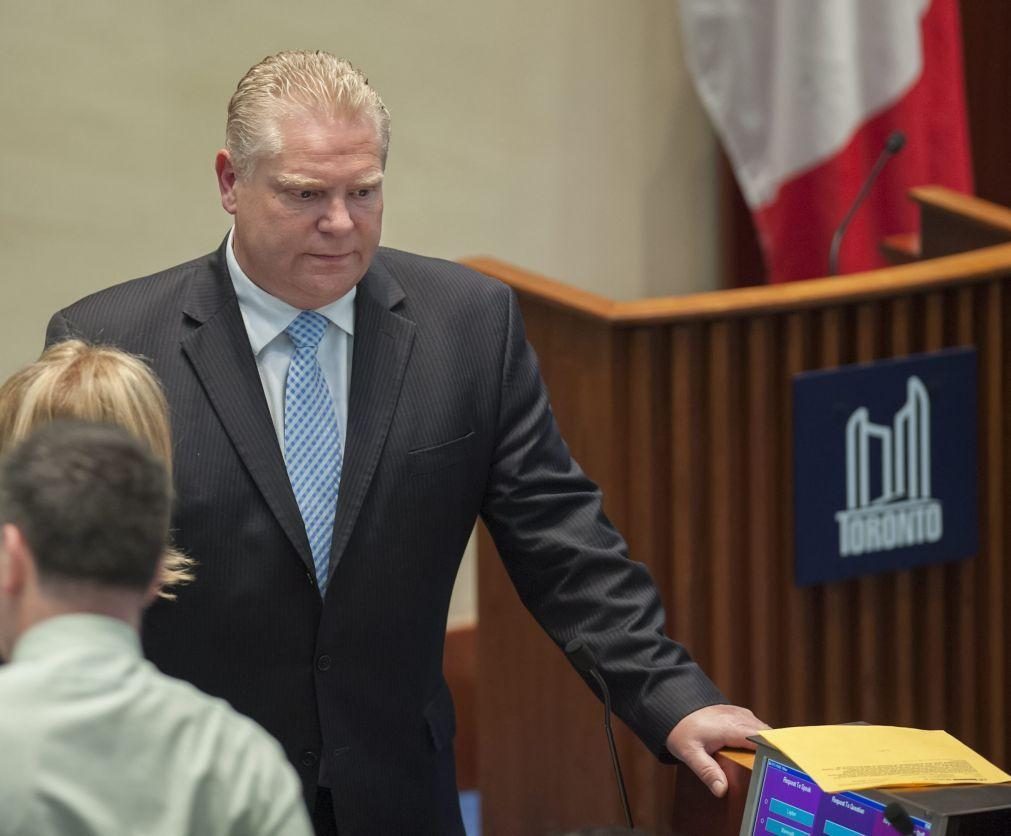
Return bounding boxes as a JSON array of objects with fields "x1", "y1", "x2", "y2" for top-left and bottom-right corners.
[{"x1": 225, "y1": 227, "x2": 355, "y2": 452}]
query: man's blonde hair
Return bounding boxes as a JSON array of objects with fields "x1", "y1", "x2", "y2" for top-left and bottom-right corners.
[
  {"x1": 226, "y1": 50, "x2": 391, "y2": 178},
  {"x1": 0, "y1": 341, "x2": 194, "y2": 597}
]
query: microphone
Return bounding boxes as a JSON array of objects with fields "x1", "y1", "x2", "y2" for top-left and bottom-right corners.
[
  {"x1": 828, "y1": 130, "x2": 906, "y2": 276},
  {"x1": 565, "y1": 638, "x2": 634, "y2": 831},
  {"x1": 883, "y1": 801, "x2": 916, "y2": 834}
]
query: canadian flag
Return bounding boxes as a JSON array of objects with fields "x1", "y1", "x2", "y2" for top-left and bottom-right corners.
[{"x1": 680, "y1": 0, "x2": 973, "y2": 282}]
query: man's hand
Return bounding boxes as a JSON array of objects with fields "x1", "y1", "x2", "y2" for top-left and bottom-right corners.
[{"x1": 665, "y1": 704, "x2": 770, "y2": 798}]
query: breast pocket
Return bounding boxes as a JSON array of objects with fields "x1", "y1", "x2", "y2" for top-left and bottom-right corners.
[{"x1": 407, "y1": 430, "x2": 475, "y2": 476}]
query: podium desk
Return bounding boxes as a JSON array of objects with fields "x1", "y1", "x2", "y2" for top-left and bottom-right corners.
[{"x1": 468, "y1": 188, "x2": 1011, "y2": 835}]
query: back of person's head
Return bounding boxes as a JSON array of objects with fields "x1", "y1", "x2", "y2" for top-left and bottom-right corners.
[
  {"x1": 0, "y1": 340, "x2": 193, "y2": 596},
  {"x1": 226, "y1": 49, "x2": 391, "y2": 178},
  {"x1": 0, "y1": 340, "x2": 171, "y2": 466},
  {"x1": 0, "y1": 420, "x2": 169, "y2": 593}
]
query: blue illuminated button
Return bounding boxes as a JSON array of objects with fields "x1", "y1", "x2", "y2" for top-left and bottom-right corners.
[
  {"x1": 823, "y1": 821, "x2": 862, "y2": 836},
  {"x1": 769, "y1": 799, "x2": 816, "y2": 828},
  {"x1": 765, "y1": 820, "x2": 811, "y2": 836}
]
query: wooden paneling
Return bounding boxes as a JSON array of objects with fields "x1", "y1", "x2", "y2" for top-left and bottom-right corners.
[
  {"x1": 744, "y1": 317, "x2": 777, "y2": 721},
  {"x1": 781, "y1": 311, "x2": 818, "y2": 726},
  {"x1": 443, "y1": 624, "x2": 477, "y2": 789},
  {"x1": 913, "y1": 186, "x2": 1011, "y2": 258},
  {"x1": 981, "y1": 279, "x2": 1008, "y2": 766},
  {"x1": 469, "y1": 190, "x2": 1011, "y2": 835},
  {"x1": 959, "y1": 0, "x2": 1011, "y2": 210},
  {"x1": 671, "y1": 754, "x2": 754, "y2": 836}
]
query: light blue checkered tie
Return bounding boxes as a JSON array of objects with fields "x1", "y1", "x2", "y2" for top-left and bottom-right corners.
[{"x1": 284, "y1": 311, "x2": 342, "y2": 596}]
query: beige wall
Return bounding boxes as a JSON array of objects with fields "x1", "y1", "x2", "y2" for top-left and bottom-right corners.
[{"x1": 0, "y1": 0, "x2": 718, "y2": 627}]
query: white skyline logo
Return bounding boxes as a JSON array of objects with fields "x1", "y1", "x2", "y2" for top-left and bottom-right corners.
[{"x1": 835, "y1": 376, "x2": 943, "y2": 556}]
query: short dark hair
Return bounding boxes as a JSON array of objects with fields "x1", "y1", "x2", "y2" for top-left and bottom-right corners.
[{"x1": 0, "y1": 420, "x2": 170, "y2": 590}]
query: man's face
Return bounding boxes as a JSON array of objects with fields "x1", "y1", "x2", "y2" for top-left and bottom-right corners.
[{"x1": 216, "y1": 114, "x2": 385, "y2": 309}]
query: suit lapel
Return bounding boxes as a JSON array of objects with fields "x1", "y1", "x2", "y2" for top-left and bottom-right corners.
[
  {"x1": 179, "y1": 245, "x2": 315, "y2": 575},
  {"x1": 329, "y1": 255, "x2": 415, "y2": 578}
]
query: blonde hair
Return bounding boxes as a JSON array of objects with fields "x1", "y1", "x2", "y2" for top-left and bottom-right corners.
[
  {"x1": 226, "y1": 50, "x2": 391, "y2": 179},
  {"x1": 0, "y1": 341, "x2": 194, "y2": 598}
]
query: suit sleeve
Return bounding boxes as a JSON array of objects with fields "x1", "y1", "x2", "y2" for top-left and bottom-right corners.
[{"x1": 479, "y1": 289, "x2": 726, "y2": 759}]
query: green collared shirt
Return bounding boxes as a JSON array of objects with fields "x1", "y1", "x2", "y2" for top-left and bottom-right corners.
[{"x1": 0, "y1": 614, "x2": 312, "y2": 836}]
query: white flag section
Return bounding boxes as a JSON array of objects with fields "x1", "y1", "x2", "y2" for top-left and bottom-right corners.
[{"x1": 680, "y1": 0, "x2": 929, "y2": 210}]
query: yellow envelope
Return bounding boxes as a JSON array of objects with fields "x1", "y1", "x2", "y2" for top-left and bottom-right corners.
[{"x1": 759, "y1": 725, "x2": 1011, "y2": 794}]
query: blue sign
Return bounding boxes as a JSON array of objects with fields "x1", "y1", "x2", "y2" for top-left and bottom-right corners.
[{"x1": 793, "y1": 347, "x2": 978, "y2": 586}]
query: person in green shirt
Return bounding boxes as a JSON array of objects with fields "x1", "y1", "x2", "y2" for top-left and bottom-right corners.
[{"x1": 0, "y1": 416, "x2": 312, "y2": 835}]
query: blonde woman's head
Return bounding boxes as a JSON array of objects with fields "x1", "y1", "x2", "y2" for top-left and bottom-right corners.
[{"x1": 0, "y1": 341, "x2": 193, "y2": 597}]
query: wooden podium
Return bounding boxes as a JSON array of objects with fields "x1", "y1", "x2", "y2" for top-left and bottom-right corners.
[{"x1": 466, "y1": 188, "x2": 1011, "y2": 835}]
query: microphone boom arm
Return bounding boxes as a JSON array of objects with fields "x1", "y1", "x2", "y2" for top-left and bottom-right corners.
[
  {"x1": 588, "y1": 666, "x2": 634, "y2": 831},
  {"x1": 828, "y1": 131, "x2": 906, "y2": 276}
]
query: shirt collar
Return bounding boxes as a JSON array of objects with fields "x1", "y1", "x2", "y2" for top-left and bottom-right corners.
[
  {"x1": 11, "y1": 613, "x2": 141, "y2": 663},
  {"x1": 225, "y1": 227, "x2": 356, "y2": 356}
]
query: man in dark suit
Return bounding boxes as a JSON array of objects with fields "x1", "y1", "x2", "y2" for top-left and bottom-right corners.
[{"x1": 47, "y1": 50, "x2": 765, "y2": 834}]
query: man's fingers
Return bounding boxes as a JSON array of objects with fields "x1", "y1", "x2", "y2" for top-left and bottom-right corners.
[
  {"x1": 680, "y1": 746, "x2": 729, "y2": 797},
  {"x1": 665, "y1": 703, "x2": 770, "y2": 797},
  {"x1": 720, "y1": 718, "x2": 770, "y2": 750}
]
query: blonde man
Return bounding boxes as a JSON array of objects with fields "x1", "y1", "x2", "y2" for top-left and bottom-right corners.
[
  {"x1": 0, "y1": 420, "x2": 312, "y2": 836},
  {"x1": 47, "y1": 51, "x2": 765, "y2": 834}
]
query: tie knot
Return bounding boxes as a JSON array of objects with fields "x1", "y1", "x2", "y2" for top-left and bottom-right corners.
[{"x1": 286, "y1": 311, "x2": 329, "y2": 350}]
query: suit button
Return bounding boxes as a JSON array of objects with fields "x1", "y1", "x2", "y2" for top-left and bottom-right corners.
[
  {"x1": 300, "y1": 749, "x2": 318, "y2": 768},
  {"x1": 316, "y1": 654, "x2": 332, "y2": 671}
]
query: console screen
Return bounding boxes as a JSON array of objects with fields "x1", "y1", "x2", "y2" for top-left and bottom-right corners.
[{"x1": 748, "y1": 757, "x2": 931, "y2": 836}]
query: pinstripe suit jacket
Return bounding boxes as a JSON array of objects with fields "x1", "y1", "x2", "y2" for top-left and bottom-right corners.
[{"x1": 46, "y1": 240, "x2": 725, "y2": 834}]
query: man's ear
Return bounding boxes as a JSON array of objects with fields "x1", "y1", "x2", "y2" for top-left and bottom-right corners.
[
  {"x1": 215, "y1": 149, "x2": 240, "y2": 215},
  {"x1": 0, "y1": 523, "x2": 32, "y2": 595}
]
